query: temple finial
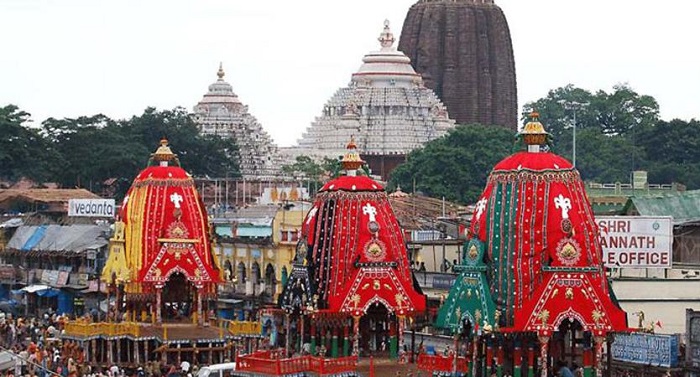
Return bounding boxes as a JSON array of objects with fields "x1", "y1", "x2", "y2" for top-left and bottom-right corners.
[
  {"x1": 152, "y1": 138, "x2": 178, "y2": 166},
  {"x1": 520, "y1": 111, "x2": 550, "y2": 152},
  {"x1": 217, "y1": 62, "x2": 225, "y2": 80},
  {"x1": 378, "y1": 20, "x2": 395, "y2": 50},
  {"x1": 341, "y1": 136, "x2": 364, "y2": 176}
]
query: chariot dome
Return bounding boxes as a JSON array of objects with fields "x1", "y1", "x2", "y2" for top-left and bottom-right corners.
[
  {"x1": 436, "y1": 113, "x2": 628, "y2": 376},
  {"x1": 279, "y1": 138, "x2": 426, "y2": 358},
  {"x1": 102, "y1": 139, "x2": 222, "y2": 325}
]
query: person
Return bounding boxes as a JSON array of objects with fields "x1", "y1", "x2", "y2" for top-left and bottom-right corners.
[
  {"x1": 418, "y1": 262, "x2": 426, "y2": 272},
  {"x1": 166, "y1": 365, "x2": 180, "y2": 377},
  {"x1": 557, "y1": 360, "x2": 574, "y2": 377},
  {"x1": 571, "y1": 362, "x2": 583, "y2": 377}
]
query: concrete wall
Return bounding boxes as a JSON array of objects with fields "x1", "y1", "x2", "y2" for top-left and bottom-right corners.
[
  {"x1": 413, "y1": 243, "x2": 461, "y2": 273},
  {"x1": 612, "y1": 277, "x2": 700, "y2": 335}
]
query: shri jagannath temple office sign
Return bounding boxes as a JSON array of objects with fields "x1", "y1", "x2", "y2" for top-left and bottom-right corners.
[{"x1": 596, "y1": 216, "x2": 673, "y2": 268}]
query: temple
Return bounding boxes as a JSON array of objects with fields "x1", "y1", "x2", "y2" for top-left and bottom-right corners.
[
  {"x1": 428, "y1": 113, "x2": 629, "y2": 376},
  {"x1": 62, "y1": 140, "x2": 260, "y2": 367},
  {"x1": 277, "y1": 137, "x2": 427, "y2": 359},
  {"x1": 193, "y1": 63, "x2": 283, "y2": 179},
  {"x1": 293, "y1": 21, "x2": 455, "y2": 180},
  {"x1": 399, "y1": 0, "x2": 518, "y2": 129}
]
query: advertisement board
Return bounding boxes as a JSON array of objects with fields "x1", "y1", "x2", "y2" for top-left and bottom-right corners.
[
  {"x1": 687, "y1": 309, "x2": 700, "y2": 370},
  {"x1": 68, "y1": 198, "x2": 116, "y2": 217},
  {"x1": 596, "y1": 216, "x2": 673, "y2": 268},
  {"x1": 611, "y1": 332, "x2": 679, "y2": 368}
]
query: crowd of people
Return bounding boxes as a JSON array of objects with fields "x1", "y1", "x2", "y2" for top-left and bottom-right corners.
[
  {"x1": 0, "y1": 311, "x2": 208, "y2": 377},
  {"x1": 0, "y1": 311, "x2": 82, "y2": 377}
]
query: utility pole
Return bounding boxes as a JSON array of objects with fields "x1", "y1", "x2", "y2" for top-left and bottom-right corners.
[{"x1": 559, "y1": 100, "x2": 589, "y2": 168}]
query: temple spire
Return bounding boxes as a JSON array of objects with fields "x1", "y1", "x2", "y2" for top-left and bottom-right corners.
[
  {"x1": 378, "y1": 20, "x2": 395, "y2": 50},
  {"x1": 217, "y1": 62, "x2": 225, "y2": 80}
]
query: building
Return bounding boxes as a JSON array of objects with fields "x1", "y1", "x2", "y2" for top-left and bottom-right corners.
[
  {"x1": 429, "y1": 113, "x2": 628, "y2": 376},
  {"x1": 585, "y1": 171, "x2": 685, "y2": 215},
  {"x1": 399, "y1": 0, "x2": 518, "y2": 129},
  {"x1": 212, "y1": 199, "x2": 310, "y2": 319},
  {"x1": 601, "y1": 190, "x2": 700, "y2": 336},
  {"x1": 2, "y1": 222, "x2": 109, "y2": 316},
  {"x1": 293, "y1": 21, "x2": 455, "y2": 180},
  {"x1": 214, "y1": 205, "x2": 278, "y2": 316},
  {"x1": 193, "y1": 64, "x2": 283, "y2": 179},
  {"x1": 0, "y1": 188, "x2": 109, "y2": 316}
]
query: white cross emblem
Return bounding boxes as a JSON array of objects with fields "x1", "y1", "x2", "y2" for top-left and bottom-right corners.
[
  {"x1": 170, "y1": 192, "x2": 184, "y2": 209},
  {"x1": 554, "y1": 194, "x2": 572, "y2": 219},
  {"x1": 475, "y1": 198, "x2": 487, "y2": 220},
  {"x1": 362, "y1": 203, "x2": 377, "y2": 222},
  {"x1": 306, "y1": 207, "x2": 318, "y2": 225}
]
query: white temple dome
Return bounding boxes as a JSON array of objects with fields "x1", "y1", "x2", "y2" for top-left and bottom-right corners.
[
  {"x1": 352, "y1": 20, "x2": 421, "y2": 88},
  {"x1": 293, "y1": 20, "x2": 455, "y2": 162}
]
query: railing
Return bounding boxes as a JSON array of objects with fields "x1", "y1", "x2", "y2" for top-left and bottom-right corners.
[
  {"x1": 219, "y1": 319, "x2": 262, "y2": 336},
  {"x1": 237, "y1": 349, "x2": 358, "y2": 376},
  {"x1": 416, "y1": 353, "x2": 469, "y2": 373},
  {"x1": 63, "y1": 321, "x2": 141, "y2": 338}
]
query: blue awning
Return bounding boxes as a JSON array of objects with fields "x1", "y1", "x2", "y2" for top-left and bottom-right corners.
[
  {"x1": 36, "y1": 288, "x2": 60, "y2": 298},
  {"x1": 22, "y1": 225, "x2": 48, "y2": 251}
]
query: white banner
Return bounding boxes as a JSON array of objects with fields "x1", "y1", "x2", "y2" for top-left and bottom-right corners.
[
  {"x1": 68, "y1": 198, "x2": 116, "y2": 217},
  {"x1": 596, "y1": 216, "x2": 673, "y2": 268}
]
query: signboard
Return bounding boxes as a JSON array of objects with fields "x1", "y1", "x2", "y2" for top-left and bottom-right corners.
[
  {"x1": 687, "y1": 309, "x2": 700, "y2": 369},
  {"x1": 611, "y1": 332, "x2": 679, "y2": 368},
  {"x1": 56, "y1": 271, "x2": 69, "y2": 287},
  {"x1": 68, "y1": 198, "x2": 116, "y2": 218},
  {"x1": 432, "y1": 275, "x2": 457, "y2": 290},
  {"x1": 596, "y1": 216, "x2": 673, "y2": 268},
  {"x1": 0, "y1": 265, "x2": 15, "y2": 281}
]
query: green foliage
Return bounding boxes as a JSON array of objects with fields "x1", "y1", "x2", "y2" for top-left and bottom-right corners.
[
  {"x1": 388, "y1": 84, "x2": 698, "y2": 205},
  {"x1": 0, "y1": 105, "x2": 60, "y2": 183},
  {"x1": 2, "y1": 105, "x2": 239, "y2": 198},
  {"x1": 524, "y1": 84, "x2": 662, "y2": 184},
  {"x1": 282, "y1": 155, "x2": 339, "y2": 191},
  {"x1": 388, "y1": 124, "x2": 516, "y2": 204},
  {"x1": 635, "y1": 119, "x2": 700, "y2": 187}
]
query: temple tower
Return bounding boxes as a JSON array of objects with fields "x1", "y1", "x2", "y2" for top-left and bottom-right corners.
[
  {"x1": 193, "y1": 63, "x2": 283, "y2": 179},
  {"x1": 294, "y1": 21, "x2": 455, "y2": 180},
  {"x1": 398, "y1": 0, "x2": 518, "y2": 129}
]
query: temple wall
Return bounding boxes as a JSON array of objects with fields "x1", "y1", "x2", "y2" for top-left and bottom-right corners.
[{"x1": 612, "y1": 278, "x2": 700, "y2": 335}]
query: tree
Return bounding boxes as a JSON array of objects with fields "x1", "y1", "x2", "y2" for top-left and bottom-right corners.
[
  {"x1": 388, "y1": 124, "x2": 516, "y2": 204},
  {"x1": 635, "y1": 118, "x2": 700, "y2": 187},
  {"x1": 282, "y1": 155, "x2": 339, "y2": 193},
  {"x1": 0, "y1": 105, "x2": 59, "y2": 183},
  {"x1": 39, "y1": 107, "x2": 240, "y2": 198},
  {"x1": 117, "y1": 107, "x2": 240, "y2": 178},
  {"x1": 524, "y1": 84, "x2": 662, "y2": 183}
]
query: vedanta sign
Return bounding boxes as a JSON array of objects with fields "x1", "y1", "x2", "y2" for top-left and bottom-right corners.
[
  {"x1": 596, "y1": 216, "x2": 673, "y2": 268},
  {"x1": 68, "y1": 198, "x2": 116, "y2": 218}
]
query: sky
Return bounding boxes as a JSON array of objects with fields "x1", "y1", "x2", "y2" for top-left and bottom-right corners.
[{"x1": 1, "y1": 0, "x2": 699, "y2": 147}]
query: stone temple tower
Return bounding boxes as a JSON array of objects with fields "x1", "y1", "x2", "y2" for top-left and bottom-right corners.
[
  {"x1": 193, "y1": 63, "x2": 283, "y2": 179},
  {"x1": 398, "y1": 0, "x2": 518, "y2": 130}
]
